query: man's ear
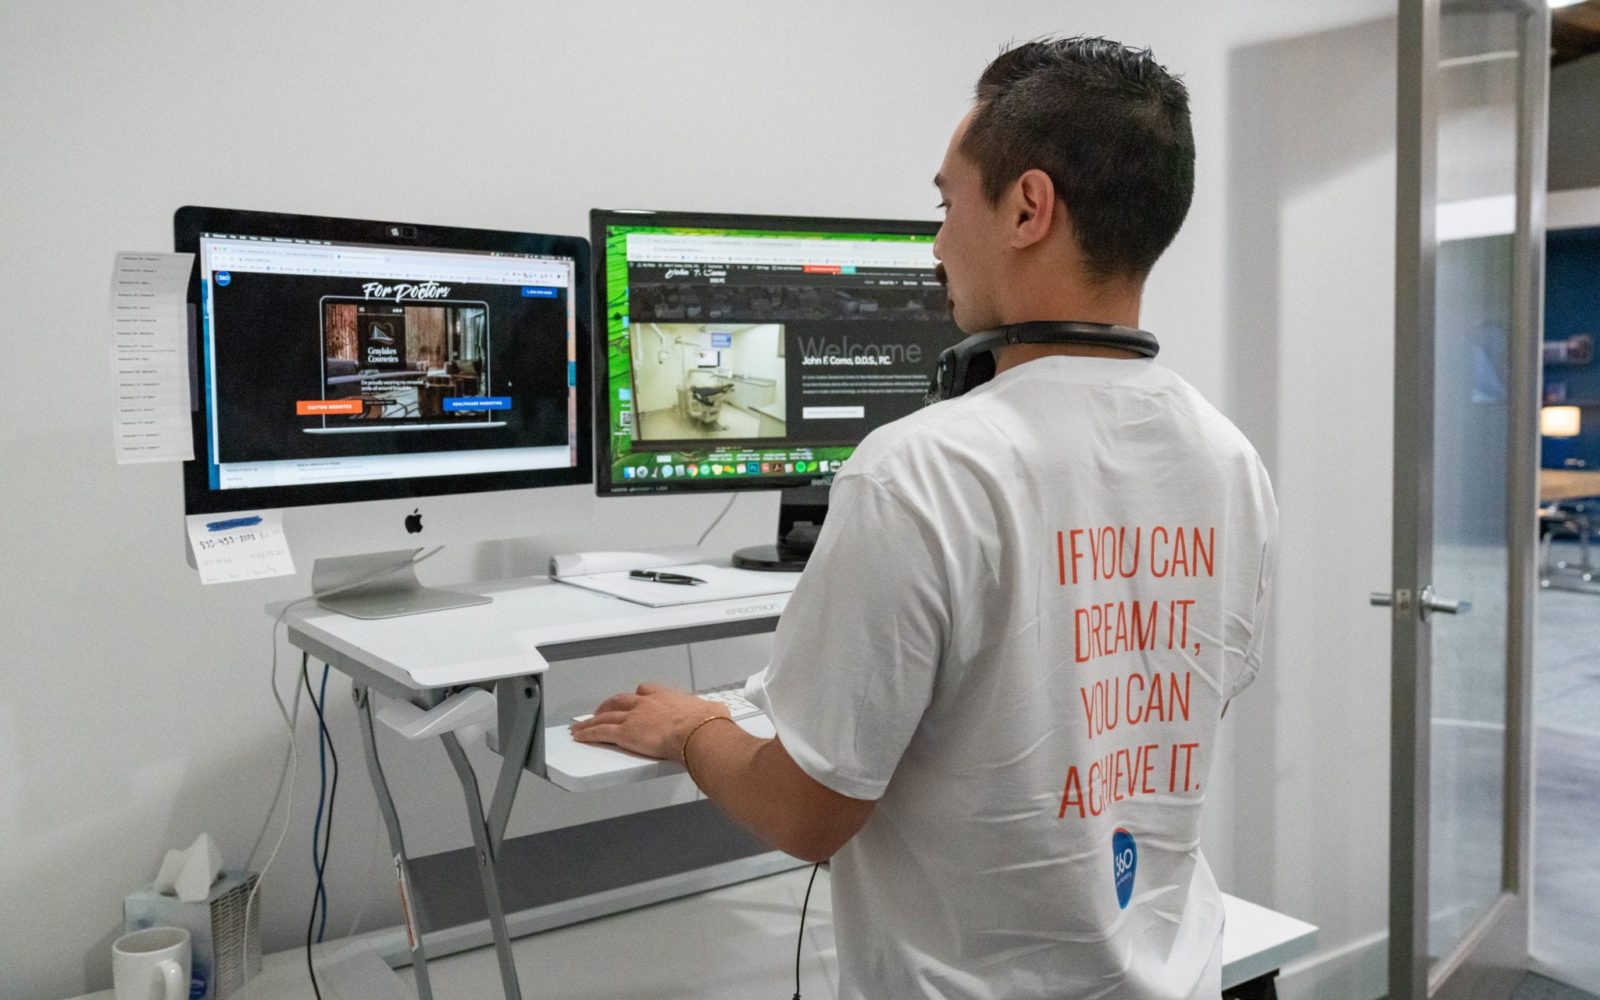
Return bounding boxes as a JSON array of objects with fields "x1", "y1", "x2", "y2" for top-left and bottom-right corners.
[{"x1": 1009, "y1": 168, "x2": 1057, "y2": 249}]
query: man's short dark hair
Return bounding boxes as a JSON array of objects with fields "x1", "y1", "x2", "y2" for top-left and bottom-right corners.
[{"x1": 963, "y1": 36, "x2": 1195, "y2": 283}]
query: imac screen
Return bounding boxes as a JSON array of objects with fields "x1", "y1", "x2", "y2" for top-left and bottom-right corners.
[{"x1": 178, "y1": 208, "x2": 591, "y2": 514}]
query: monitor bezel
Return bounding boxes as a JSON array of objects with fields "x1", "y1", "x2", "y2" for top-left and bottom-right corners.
[
  {"x1": 590, "y1": 207, "x2": 944, "y2": 498},
  {"x1": 176, "y1": 205, "x2": 593, "y2": 516}
]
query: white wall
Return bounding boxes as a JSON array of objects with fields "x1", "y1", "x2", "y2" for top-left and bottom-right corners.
[
  {"x1": 0, "y1": 3, "x2": 1399, "y2": 998},
  {"x1": 633, "y1": 322, "x2": 696, "y2": 413},
  {"x1": 728, "y1": 325, "x2": 784, "y2": 385},
  {"x1": 726, "y1": 325, "x2": 785, "y2": 417},
  {"x1": 1550, "y1": 52, "x2": 1600, "y2": 192},
  {"x1": 1210, "y1": 12, "x2": 1398, "y2": 997}
]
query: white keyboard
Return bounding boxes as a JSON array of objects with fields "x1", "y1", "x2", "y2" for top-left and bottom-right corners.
[
  {"x1": 570, "y1": 683, "x2": 763, "y2": 724},
  {"x1": 693, "y1": 683, "x2": 763, "y2": 721}
]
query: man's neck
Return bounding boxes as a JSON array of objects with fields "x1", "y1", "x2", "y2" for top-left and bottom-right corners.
[
  {"x1": 993, "y1": 341, "x2": 1144, "y2": 374},
  {"x1": 989, "y1": 286, "x2": 1145, "y2": 376}
]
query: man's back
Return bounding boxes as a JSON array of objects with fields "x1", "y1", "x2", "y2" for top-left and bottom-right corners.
[{"x1": 758, "y1": 354, "x2": 1278, "y2": 999}]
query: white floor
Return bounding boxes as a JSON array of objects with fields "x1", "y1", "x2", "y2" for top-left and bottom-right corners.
[
  {"x1": 637, "y1": 404, "x2": 787, "y2": 441},
  {"x1": 1530, "y1": 542, "x2": 1600, "y2": 994},
  {"x1": 1418, "y1": 539, "x2": 1600, "y2": 993},
  {"x1": 76, "y1": 870, "x2": 1319, "y2": 1000},
  {"x1": 404, "y1": 866, "x2": 837, "y2": 1000}
]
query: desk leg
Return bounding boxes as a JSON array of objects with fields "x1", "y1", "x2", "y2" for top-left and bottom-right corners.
[
  {"x1": 441, "y1": 733, "x2": 524, "y2": 1000},
  {"x1": 355, "y1": 685, "x2": 436, "y2": 1000},
  {"x1": 486, "y1": 677, "x2": 541, "y2": 850},
  {"x1": 1575, "y1": 514, "x2": 1595, "y2": 579},
  {"x1": 1222, "y1": 970, "x2": 1279, "y2": 999}
]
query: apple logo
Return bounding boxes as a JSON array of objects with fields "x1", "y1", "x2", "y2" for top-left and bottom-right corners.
[{"x1": 404, "y1": 508, "x2": 423, "y2": 534}]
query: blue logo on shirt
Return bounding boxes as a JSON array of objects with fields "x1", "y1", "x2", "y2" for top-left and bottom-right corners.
[{"x1": 1112, "y1": 828, "x2": 1137, "y2": 909}]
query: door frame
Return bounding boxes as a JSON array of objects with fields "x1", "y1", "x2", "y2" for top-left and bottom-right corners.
[{"x1": 1389, "y1": 0, "x2": 1549, "y2": 997}]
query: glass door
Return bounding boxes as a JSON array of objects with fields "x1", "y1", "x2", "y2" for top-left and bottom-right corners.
[{"x1": 1385, "y1": 1, "x2": 1549, "y2": 998}]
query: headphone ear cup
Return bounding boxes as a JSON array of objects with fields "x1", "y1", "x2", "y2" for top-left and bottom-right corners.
[{"x1": 965, "y1": 350, "x2": 996, "y2": 393}]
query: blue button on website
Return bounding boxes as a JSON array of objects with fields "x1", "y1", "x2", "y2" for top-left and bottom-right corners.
[
  {"x1": 444, "y1": 397, "x2": 512, "y2": 412},
  {"x1": 521, "y1": 286, "x2": 559, "y2": 298}
]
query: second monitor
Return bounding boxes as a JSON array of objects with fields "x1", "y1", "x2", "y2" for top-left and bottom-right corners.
[{"x1": 591, "y1": 209, "x2": 960, "y2": 569}]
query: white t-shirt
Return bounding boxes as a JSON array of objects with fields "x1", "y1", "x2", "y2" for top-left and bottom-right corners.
[{"x1": 751, "y1": 355, "x2": 1278, "y2": 1000}]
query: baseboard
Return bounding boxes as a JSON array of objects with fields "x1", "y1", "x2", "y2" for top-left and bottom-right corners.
[{"x1": 1276, "y1": 929, "x2": 1387, "y2": 1000}]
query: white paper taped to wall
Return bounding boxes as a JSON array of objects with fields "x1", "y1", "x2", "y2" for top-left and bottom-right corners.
[
  {"x1": 184, "y1": 510, "x2": 296, "y2": 585},
  {"x1": 111, "y1": 251, "x2": 194, "y2": 464}
]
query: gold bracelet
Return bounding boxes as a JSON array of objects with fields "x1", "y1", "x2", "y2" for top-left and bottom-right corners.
[{"x1": 681, "y1": 714, "x2": 737, "y2": 788}]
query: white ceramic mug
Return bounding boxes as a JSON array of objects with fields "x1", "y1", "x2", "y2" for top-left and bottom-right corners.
[{"x1": 112, "y1": 926, "x2": 191, "y2": 1000}]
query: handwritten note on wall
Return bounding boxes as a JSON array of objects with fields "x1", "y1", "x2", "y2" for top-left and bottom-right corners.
[{"x1": 183, "y1": 511, "x2": 296, "y2": 585}]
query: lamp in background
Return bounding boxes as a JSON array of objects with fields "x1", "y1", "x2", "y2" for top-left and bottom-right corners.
[
  {"x1": 1541, "y1": 405, "x2": 1585, "y2": 470},
  {"x1": 1541, "y1": 405, "x2": 1581, "y2": 438}
]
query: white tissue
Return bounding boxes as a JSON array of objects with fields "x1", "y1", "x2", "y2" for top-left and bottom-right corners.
[
  {"x1": 152, "y1": 850, "x2": 185, "y2": 894},
  {"x1": 548, "y1": 546, "x2": 704, "y2": 579},
  {"x1": 151, "y1": 833, "x2": 224, "y2": 902}
]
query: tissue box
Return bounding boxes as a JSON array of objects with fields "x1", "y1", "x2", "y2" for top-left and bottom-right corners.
[{"x1": 124, "y1": 871, "x2": 261, "y2": 1000}]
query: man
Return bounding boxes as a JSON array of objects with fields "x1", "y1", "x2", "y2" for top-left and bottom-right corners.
[{"x1": 573, "y1": 36, "x2": 1278, "y2": 1000}]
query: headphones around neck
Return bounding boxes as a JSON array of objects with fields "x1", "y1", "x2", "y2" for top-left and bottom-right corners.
[{"x1": 925, "y1": 320, "x2": 1160, "y2": 404}]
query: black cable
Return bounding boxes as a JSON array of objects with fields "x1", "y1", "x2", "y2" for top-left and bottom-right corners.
[
  {"x1": 790, "y1": 864, "x2": 819, "y2": 992},
  {"x1": 307, "y1": 667, "x2": 329, "y2": 939},
  {"x1": 317, "y1": 664, "x2": 339, "y2": 943},
  {"x1": 300, "y1": 662, "x2": 323, "y2": 998},
  {"x1": 300, "y1": 662, "x2": 337, "y2": 998},
  {"x1": 302, "y1": 664, "x2": 327, "y2": 934}
]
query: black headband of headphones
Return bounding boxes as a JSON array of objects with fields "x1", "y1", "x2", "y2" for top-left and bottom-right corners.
[{"x1": 925, "y1": 321, "x2": 1160, "y2": 404}]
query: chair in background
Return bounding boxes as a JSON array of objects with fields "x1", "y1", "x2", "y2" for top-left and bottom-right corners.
[{"x1": 1539, "y1": 498, "x2": 1597, "y2": 592}]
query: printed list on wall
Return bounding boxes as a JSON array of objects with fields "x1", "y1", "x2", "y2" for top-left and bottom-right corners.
[{"x1": 110, "y1": 251, "x2": 194, "y2": 463}]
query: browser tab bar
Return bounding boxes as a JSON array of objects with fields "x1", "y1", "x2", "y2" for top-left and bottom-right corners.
[
  {"x1": 198, "y1": 235, "x2": 572, "y2": 287},
  {"x1": 625, "y1": 232, "x2": 936, "y2": 269}
]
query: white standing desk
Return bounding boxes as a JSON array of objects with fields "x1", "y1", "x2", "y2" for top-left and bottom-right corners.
[
  {"x1": 276, "y1": 573, "x2": 1317, "y2": 1000},
  {"x1": 276, "y1": 574, "x2": 799, "y2": 1000}
]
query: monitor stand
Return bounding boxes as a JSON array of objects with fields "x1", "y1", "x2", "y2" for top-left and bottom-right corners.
[
  {"x1": 312, "y1": 549, "x2": 492, "y2": 619},
  {"x1": 733, "y1": 485, "x2": 828, "y2": 572}
]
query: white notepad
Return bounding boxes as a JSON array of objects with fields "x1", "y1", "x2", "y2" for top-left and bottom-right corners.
[{"x1": 555, "y1": 562, "x2": 801, "y2": 607}]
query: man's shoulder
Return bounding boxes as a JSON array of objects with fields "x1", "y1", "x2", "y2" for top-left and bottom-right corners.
[
  {"x1": 1141, "y1": 365, "x2": 1267, "y2": 469},
  {"x1": 841, "y1": 394, "x2": 983, "y2": 480}
]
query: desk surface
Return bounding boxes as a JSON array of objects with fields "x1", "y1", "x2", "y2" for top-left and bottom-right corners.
[
  {"x1": 277, "y1": 575, "x2": 793, "y2": 692},
  {"x1": 1540, "y1": 468, "x2": 1600, "y2": 503},
  {"x1": 72, "y1": 870, "x2": 1317, "y2": 999}
]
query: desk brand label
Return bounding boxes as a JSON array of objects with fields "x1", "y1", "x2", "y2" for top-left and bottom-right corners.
[{"x1": 724, "y1": 602, "x2": 780, "y2": 617}]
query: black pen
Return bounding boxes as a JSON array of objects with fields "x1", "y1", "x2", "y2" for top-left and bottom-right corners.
[{"x1": 630, "y1": 569, "x2": 706, "y2": 585}]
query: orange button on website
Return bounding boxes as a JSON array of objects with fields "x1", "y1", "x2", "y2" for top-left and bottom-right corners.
[{"x1": 296, "y1": 400, "x2": 364, "y2": 415}]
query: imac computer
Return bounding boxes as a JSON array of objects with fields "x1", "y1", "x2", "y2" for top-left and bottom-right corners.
[
  {"x1": 176, "y1": 206, "x2": 591, "y2": 615},
  {"x1": 591, "y1": 209, "x2": 960, "y2": 570}
]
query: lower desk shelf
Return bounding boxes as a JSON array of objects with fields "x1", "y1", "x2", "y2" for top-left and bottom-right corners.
[{"x1": 392, "y1": 799, "x2": 804, "y2": 965}]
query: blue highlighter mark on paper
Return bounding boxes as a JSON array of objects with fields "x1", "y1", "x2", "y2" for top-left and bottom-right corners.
[{"x1": 205, "y1": 516, "x2": 262, "y2": 532}]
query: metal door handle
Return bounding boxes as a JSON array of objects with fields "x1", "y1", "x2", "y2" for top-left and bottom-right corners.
[
  {"x1": 1419, "y1": 584, "x2": 1470, "y2": 618},
  {"x1": 1369, "y1": 586, "x2": 1470, "y2": 619}
]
